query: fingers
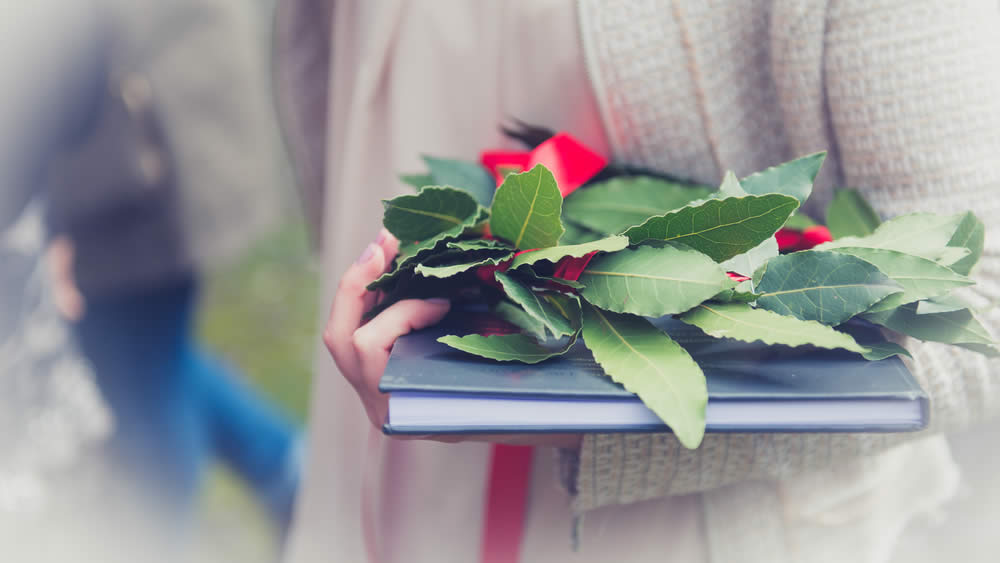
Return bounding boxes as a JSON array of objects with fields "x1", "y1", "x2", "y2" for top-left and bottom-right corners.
[
  {"x1": 46, "y1": 237, "x2": 85, "y2": 321},
  {"x1": 352, "y1": 298, "x2": 451, "y2": 426},
  {"x1": 375, "y1": 228, "x2": 399, "y2": 262},
  {"x1": 366, "y1": 228, "x2": 400, "y2": 310},
  {"x1": 324, "y1": 242, "x2": 388, "y2": 376}
]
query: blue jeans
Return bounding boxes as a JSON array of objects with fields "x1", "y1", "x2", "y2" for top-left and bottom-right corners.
[{"x1": 73, "y1": 277, "x2": 299, "y2": 530}]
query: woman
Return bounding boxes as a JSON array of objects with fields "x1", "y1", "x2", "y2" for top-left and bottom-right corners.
[{"x1": 274, "y1": 1, "x2": 1000, "y2": 561}]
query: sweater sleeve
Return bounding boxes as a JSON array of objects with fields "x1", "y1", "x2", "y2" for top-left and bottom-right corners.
[{"x1": 566, "y1": 0, "x2": 1000, "y2": 512}]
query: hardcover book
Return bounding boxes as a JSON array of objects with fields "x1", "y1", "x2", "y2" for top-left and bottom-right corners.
[{"x1": 380, "y1": 312, "x2": 929, "y2": 435}]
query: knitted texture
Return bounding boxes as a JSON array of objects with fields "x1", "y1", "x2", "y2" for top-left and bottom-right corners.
[{"x1": 574, "y1": 0, "x2": 1000, "y2": 513}]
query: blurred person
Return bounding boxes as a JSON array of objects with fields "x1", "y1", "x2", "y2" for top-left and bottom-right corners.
[
  {"x1": 274, "y1": 1, "x2": 1000, "y2": 563},
  {"x1": 39, "y1": 0, "x2": 301, "y2": 547}
]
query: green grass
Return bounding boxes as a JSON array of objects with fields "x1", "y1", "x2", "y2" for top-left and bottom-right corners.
[{"x1": 194, "y1": 217, "x2": 319, "y2": 562}]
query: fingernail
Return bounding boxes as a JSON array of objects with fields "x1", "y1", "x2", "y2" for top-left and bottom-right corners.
[
  {"x1": 426, "y1": 298, "x2": 450, "y2": 306},
  {"x1": 356, "y1": 243, "x2": 376, "y2": 264},
  {"x1": 375, "y1": 228, "x2": 388, "y2": 245}
]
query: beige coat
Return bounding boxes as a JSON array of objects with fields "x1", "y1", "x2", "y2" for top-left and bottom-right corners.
[{"x1": 275, "y1": 1, "x2": 1000, "y2": 562}]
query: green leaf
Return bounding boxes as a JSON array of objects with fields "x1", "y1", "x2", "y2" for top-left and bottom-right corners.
[
  {"x1": 439, "y1": 331, "x2": 577, "y2": 364},
  {"x1": 719, "y1": 237, "x2": 778, "y2": 285},
  {"x1": 383, "y1": 186, "x2": 480, "y2": 244},
  {"x1": 560, "y1": 220, "x2": 604, "y2": 245},
  {"x1": 495, "y1": 271, "x2": 575, "y2": 337},
  {"x1": 756, "y1": 251, "x2": 902, "y2": 325},
  {"x1": 368, "y1": 265, "x2": 413, "y2": 292},
  {"x1": 783, "y1": 213, "x2": 817, "y2": 230},
  {"x1": 933, "y1": 247, "x2": 973, "y2": 267},
  {"x1": 446, "y1": 239, "x2": 514, "y2": 252},
  {"x1": 546, "y1": 292, "x2": 584, "y2": 328},
  {"x1": 396, "y1": 208, "x2": 490, "y2": 262},
  {"x1": 859, "y1": 341, "x2": 911, "y2": 361},
  {"x1": 863, "y1": 304, "x2": 997, "y2": 353},
  {"x1": 562, "y1": 176, "x2": 712, "y2": 235},
  {"x1": 830, "y1": 247, "x2": 974, "y2": 312},
  {"x1": 400, "y1": 173, "x2": 434, "y2": 190},
  {"x1": 717, "y1": 171, "x2": 746, "y2": 198},
  {"x1": 414, "y1": 252, "x2": 513, "y2": 278},
  {"x1": 752, "y1": 262, "x2": 768, "y2": 287},
  {"x1": 581, "y1": 303, "x2": 707, "y2": 448},
  {"x1": 624, "y1": 194, "x2": 799, "y2": 262},
  {"x1": 817, "y1": 212, "x2": 967, "y2": 263},
  {"x1": 423, "y1": 155, "x2": 496, "y2": 207},
  {"x1": 510, "y1": 235, "x2": 629, "y2": 269},
  {"x1": 365, "y1": 268, "x2": 413, "y2": 291},
  {"x1": 710, "y1": 287, "x2": 760, "y2": 304},
  {"x1": 945, "y1": 212, "x2": 985, "y2": 276},
  {"x1": 490, "y1": 165, "x2": 565, "y2": 249},
  {"x1": 494, "y1": 301, "x2": 549, "y2": 340},
  {"x1": 578, "y1": 244, "x2": 735, "y2": 317},
  {"x1": 508, "y1": 266, "x2": 584, "y2": 290},
  {"x1": 376, "y1": 226, "x2": 500, "y2": 292},
  {"x1": 826, "y1": 189, "x2": 881, "y2": 239},
  {"x1": 679, "y1": 303, "x2": 869, "y2": 354},
  {"x1": 739, "y1": 152, "x2": 826, "y2": 204},
  {"x1": 916, "y1": 294, "x2": 971, "y2": 315},
  {"x1": 364, "y1": 270, "x2": 466, "y2": 318}
]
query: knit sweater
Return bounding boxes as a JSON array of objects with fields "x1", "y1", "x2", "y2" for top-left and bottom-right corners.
[{"x1": 565, "y1": 0, "x2": 1000, "y2": 559}]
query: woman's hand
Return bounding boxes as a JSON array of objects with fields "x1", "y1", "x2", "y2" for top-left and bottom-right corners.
[
  {"x1": 323, "y1": 229, "x2": 582, "y2": 449},
  {"x1": 324, "y1": 228, "x2": 451, "y2": 429}
]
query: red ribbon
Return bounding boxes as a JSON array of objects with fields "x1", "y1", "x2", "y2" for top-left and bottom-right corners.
[
  {"x1": 481, "y1": 445, "x2": 534, "y2": 563},
  {"x1": 476, "y1": 133, "x2": 607, "y2": 288},
  {"x1": 481, "y1": 132, "x2": 608, "y2": 197},
  {"x1": 481, "y1": 151, "x2": 531, "y2": 185},
  {"x1": 553, "y1": 252, "x2": 596, "y2": 282},
  {"x1": 726, "y1": 271, "x2": 752, "y2": 283},
  {"x1": 775, "y1": 225, "x2": 833, "y2": 252}
]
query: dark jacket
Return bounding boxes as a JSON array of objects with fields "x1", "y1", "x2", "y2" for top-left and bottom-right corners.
[{"x1": 44, "y1": 0, "x2": 286, "y2": 295}]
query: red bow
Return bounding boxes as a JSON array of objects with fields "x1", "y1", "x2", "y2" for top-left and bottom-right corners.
[
  {"x1": 552, "y1": 252, "x2": 596, "y2": 282},
  {"x1": 480, "y1": 133, "x2": 608, "y2": 197},
  {"x1": 725, "y1": 272, "x2": 752, "y2": 283},
  {"x1": 775, "y1": 225, "x2": 833, "y2": 252}
]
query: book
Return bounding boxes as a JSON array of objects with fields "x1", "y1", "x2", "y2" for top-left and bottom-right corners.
[{"x1": 380, "y1": 312, "x2": 929, "y2": 435}]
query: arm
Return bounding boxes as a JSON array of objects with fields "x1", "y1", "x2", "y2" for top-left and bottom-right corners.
[{"x1": 567, "y1": 0, "x2": 1000, "y2": 512}]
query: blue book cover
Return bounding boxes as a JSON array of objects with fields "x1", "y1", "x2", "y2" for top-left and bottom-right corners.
[{"x1": 380, "y1": 312, "x2": 929, "y2": 435}]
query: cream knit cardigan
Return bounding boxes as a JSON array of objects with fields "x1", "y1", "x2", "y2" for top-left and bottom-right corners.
[{"x1": 567, "y1": 0, "x2": 1000, "y2": 559}]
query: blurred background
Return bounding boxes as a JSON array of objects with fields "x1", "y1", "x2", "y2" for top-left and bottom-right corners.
[
  {"x1": 2, "y1": 0, "x2": 314, "y2": 561},
  {"x1": 3, "y1": 1, "x2": 1000, "y2": 562}
]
